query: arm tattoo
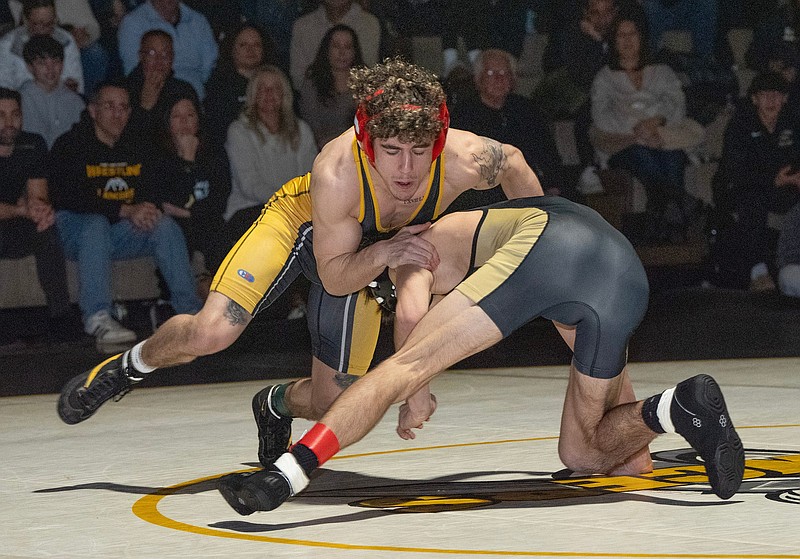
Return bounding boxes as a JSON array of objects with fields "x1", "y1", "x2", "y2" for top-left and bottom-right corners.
[
  {"x1": 224, "y1": 299, "x2": 248, "y2": 326},
  {"x1": 471, "y1": 138, "x2": 507, "y2": 187},
  {"x1": 334, "y1": 372, "x2": 359, "y2": 389}
]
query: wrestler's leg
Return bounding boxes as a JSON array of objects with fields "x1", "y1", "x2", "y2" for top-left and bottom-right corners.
[
  {"x1": 558, "y1": 364, "x2": 656, "y2": 476},
  {"x1": 553, "y1": 321, "x2": 652, "y2": 475},
  {"x1": 320, "y1": 291, "x2": 502, "y2": 449},
  {"x1": 58, "y1": 291, "x2": 252, "y2": 425},
  {"x1": 141, "y1": 291, "x2": 251, "y2": 367},
  {"x1": 252, "y1": 287, "x2": 380, "y2": 465},
  {"x1": 283, "y1": 357, "x2": 358, "y2": 420},
  {"x1": 283, "y1": 286, "x2": 382, "y2": 419}
]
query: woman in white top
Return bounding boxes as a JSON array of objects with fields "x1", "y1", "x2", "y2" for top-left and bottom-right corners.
[
  {"x1": 590, "y1": 15, "x2": 693, "y2": 243},
  {"x1": 224, "y1": 64, "x2": 318, "y2": 244}
]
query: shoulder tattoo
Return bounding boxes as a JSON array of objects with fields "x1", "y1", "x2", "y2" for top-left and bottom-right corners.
[
  {"x1": 471, "y1": 138, "x2": 507, "y2": 187},
  {"x1": 224, "y1": 299, "x2": 248, "y2": 326}
]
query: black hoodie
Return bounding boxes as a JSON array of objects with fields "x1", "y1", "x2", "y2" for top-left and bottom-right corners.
[{"x1": 50, "y1": 115, "x2": 151, "y2": 222}]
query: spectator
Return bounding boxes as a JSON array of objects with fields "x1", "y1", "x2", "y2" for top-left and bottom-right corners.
[
  {"x1": 143, "y1": 93, "x2": 229, "y2": 279},
  {"x1": 20, "y1": 35, "x2": 85, "y2": 148},
  {"x1": 240, "y1": 0, "x2": 301, "y2": 73},
  {"x1": 203, "y1": 22, "x2": 277, "y2": 150},
  {"x1": 746, "y1": 13, "x2": 800, "y2": 121},
  {"x1": 50, "y1": 80, "x2": 201, "y2": 344},
  {"x1": 746, "y1": 0, "x2": 800, "y2": 73},
  {"x1": 290, "y1": 0, "x2": 380, "y2": 88},
  {"x1": 117, "y1": 0, "x2": 217, "y2": 98},
  {"x1": 534, "y1": 0, "x2": 619, "y2": 119},
  {"x1": 123, "y1": 29, "x2": 196, "y2": 154},
  {"x1": 0, "y1": 0, "x2": 84, "y2": 94},
  {"x1": 450, "y1": 48, "x2": 566, "y2": 203},
  {"x1": 89, "y1": 0, "x2": 129, "y2": 80},
  {"x1": 640, "y1": 0, "x2": 719, "y2": 61},
  {"x1": 777, "y1": 201, "x2": 800, "y2": 297},
  {"x1": 9, "y1": 0, "x2": 110, "y2": 96},
  {"x1": 0, "y1": 87, "x2": 79, "y2": 341},
  {"x1": 713, "y1": 72, "x2": 800, "y2": 291},
  {"x1": 223, "y1": 65, "x2": 317, "y2": 246},
  {"x1": 590, "y1": 15, "x2": 701, "y2": 243},
  {"x1": 298, "y1": 23, "x2": 363, "y2": 149},
  {"x1": 532, "y1": 0, "x2": 636, "y2": 194}
]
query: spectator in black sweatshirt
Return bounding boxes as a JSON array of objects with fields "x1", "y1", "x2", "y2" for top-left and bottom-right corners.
[{"x1": 50, "y1": 80, "x2": 201, "y2": 344}]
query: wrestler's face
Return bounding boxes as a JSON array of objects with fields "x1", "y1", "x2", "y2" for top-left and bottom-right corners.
[
  {"x1": 371, "y1": 137, "x2": 433, "y2": 201},
  {"x1": 0, "y1": 99, "x2": 22, "y2": 146}
]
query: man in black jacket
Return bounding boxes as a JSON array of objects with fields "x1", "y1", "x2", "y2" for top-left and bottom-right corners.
[
  {"x1": 50, "y1": 80, "x2": 200, "y2": 344},
  {"x1": 714, "y1": 71, "x2": 800, "y2": 291}
]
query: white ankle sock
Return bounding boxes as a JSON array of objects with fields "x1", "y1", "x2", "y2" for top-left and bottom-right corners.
[
  {"x1": 129, "y1": 342, "x2": 156, "y2": 374},
  {"x1": 656, "y1": 387, "x2": 676, "y2": 434},
  {"x1": 274, "y1": 453, "x2": 309, "y2": 496}
]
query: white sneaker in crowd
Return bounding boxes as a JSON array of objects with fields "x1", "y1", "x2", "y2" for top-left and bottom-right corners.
[
  {"x1": 85, "y1": 310, "x2": 137, "y2": 344},
  {"x1": 578, "y1": 165, "x2": 604, "y2": 195}
]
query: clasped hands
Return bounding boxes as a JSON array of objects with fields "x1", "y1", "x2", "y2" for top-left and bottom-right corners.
[{"x1": 396, "y1": 393, "x2": 438, "y2": 440}]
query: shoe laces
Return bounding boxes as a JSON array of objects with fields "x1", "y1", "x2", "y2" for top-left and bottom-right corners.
[{"x1": 77, "y1": 371, "x2": 130, "y2": 410}]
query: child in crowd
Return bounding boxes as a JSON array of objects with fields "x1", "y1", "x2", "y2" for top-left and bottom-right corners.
[{"x1": 20, "y1": 34, "x2": 85, "y2": 148}]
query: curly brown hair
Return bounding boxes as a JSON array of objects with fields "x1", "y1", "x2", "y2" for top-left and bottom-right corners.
[{"x1": 349, "y1": 57, "x2": 446, "y2": 145}]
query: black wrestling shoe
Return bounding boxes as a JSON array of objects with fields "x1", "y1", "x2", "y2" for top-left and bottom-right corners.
[
  {"x1": 253, "y1": 385, "x2": 293, "y2": 467},
  {"x1": 57, "y1": 353, "x2": 133, "y2": 424},
  {"x1": 671, "y1": 374, "x2": 744, "y2": 500},
  {"x1": 218, "y1": 469, "x2": 292, "y2": 515}
]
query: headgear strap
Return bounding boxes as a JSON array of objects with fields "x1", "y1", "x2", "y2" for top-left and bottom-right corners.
[{"x1": 354, "y1": 90, "x2": 449, "y2": 165}]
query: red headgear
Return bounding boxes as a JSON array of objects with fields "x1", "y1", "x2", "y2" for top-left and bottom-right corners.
[{"x1": 354, "y1": 91, "x2": 450, "y2": 165}]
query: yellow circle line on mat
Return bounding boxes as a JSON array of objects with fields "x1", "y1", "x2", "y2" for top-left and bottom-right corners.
[{"x1": 132, "y1": 425, "x2": 800, "y2": 558}]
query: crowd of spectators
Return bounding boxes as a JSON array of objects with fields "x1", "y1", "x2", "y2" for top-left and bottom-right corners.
[{"x1": 2, "y1": 0, "x2": 799, "y2": 347}]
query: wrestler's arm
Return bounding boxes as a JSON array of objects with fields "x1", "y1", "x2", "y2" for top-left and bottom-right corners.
[
  {"x1": 393, "y1": 264, "x2": 438, "y2": 440},
  {"x1": 445, "y1": 129, "x2": 544, "y2": 198},
  {"x1": 311, "y1": 151, "x2": 438, "y2": 296}
]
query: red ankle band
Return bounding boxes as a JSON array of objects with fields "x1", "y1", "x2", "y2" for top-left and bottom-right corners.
[{"x1": 294, "y1": 423, "x2": 340, "y2": 465}]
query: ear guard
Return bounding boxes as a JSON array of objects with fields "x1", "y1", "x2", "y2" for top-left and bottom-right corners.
[{"x1": 354, "y1": 99, "x2": 450, "y2": 165}]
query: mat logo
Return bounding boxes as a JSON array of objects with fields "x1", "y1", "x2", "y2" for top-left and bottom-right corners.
[
  {"x1": 351, "y1": 448, "x2": 800, "y2": 513},
  {"x1": 237, "y1": 269, "x2": 255, "y2": 283}
]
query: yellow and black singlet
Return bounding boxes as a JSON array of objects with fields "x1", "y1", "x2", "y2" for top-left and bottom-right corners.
[{"x1": 352, "y1": 139, "x2": 446, "y2": 245}]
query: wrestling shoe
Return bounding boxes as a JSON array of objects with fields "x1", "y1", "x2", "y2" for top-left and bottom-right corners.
[
  {"x1": 218, "y1": 469, "x2": 292, "y2": 515},
  {"x1": 58, "y1": 352, "x2": 135, "y2": 424},
  {"x1": 252, "y1": 385, "x2": 293, "y2": 467},
  {"x1": 671, "y1": 374, "x2": 744, "y2": 499}
]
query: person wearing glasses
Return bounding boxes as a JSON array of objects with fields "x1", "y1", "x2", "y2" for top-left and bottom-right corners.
[
  {"x1": 49, "y1": 80, "x2": 201, "y2": 345},
  {"x1": 116, "y1": 0, "x2": 217, "y2": 99},
  {"x1": 123, "y1": 29, "x2": 196, "y2": 156},
  {"x1": 449, "y1": 48, "x2": 567, "y2": 205}
]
